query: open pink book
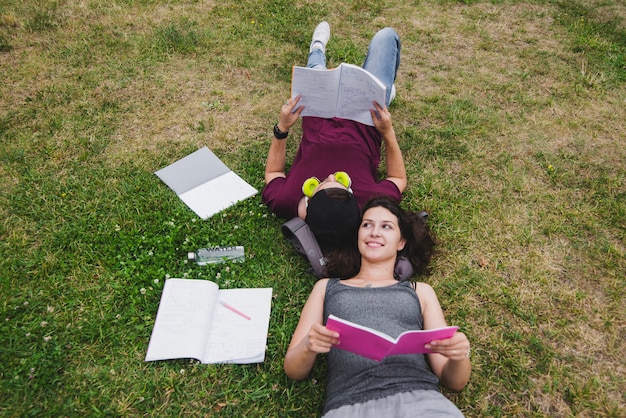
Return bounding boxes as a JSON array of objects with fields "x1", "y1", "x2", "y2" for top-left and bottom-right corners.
[{"x1": 326, "y1": 315, "x2": 459, "y2": 362}]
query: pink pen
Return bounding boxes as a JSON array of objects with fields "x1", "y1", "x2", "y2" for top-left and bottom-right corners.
[{"x1": 220, "y1": 301, "x2": 251, "y2": 320}]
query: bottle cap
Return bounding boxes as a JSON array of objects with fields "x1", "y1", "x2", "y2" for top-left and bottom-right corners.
[{"x1": 187, "y1": 252, "x2": 196, "y2": 260}]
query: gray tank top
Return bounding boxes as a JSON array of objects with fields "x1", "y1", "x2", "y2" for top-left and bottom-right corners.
[{"x1": 322, "y1": 278, "x2": 440, "y2": 414}]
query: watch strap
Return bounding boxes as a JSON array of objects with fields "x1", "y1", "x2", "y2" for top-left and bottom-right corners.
[{"x1": 273, "y1": 124, "x2": 289, "y2": 140}]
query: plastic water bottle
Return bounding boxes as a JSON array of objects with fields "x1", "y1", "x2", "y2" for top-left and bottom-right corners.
[{"x1": 188, "y1": 246, "x2": 245, "y2": 265}]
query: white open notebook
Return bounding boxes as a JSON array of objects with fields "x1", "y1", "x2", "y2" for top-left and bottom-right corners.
[
  {"x1": 155, "y1": 147, "x2": 258, "y2": 219},
  {"x1": 145, "y1": 279, "x2": 273, "y2": 364}
]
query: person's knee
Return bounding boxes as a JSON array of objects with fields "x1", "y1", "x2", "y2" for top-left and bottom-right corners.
[{"x1": 374, "y1": 27, "x2": 399, "y2": 42}]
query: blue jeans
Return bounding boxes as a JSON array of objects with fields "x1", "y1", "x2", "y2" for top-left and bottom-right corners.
[{"x1": 307, "y1": 27, "x2": 401, "y2": 106}]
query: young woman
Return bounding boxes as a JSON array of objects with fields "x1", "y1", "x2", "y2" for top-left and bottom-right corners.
[
  {"x1": 284, "y1": 196, "x2": 471, "y2": 417},
  {"x1": 263, "y1": 22, "x2": 406, "y2": 251}
]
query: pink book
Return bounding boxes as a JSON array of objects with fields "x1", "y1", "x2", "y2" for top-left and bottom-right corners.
[{"x1": 325, "y1": 314, "x2": 459, "y2": 362}]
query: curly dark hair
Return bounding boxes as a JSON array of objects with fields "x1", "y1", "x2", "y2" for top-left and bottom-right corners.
[{"x1": 325, "y1": 196, "x2": 438, "y2": 279}]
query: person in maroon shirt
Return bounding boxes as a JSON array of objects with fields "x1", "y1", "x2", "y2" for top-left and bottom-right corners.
[{"x1": 262, "y1": 22, "x2": 406, "y2": 250}]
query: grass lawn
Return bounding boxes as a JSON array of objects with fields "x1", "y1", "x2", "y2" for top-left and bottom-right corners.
[{"x1": 1, "y1": 0, "x2": 624, "y2": 416}]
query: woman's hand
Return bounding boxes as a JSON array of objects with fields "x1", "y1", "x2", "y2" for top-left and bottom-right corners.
[
  {"x1": 370, "y1": 101, "x2": 394, "y2": 137},
  {"x1": 425, "y1": 331, "x2": 471, "y2": 362},
  {"x1": 278, "y1": 95, "x2": 304, "y2": 132},
  {"x1": 305, "y1": 323, "x2": 340, "y2": 354}
]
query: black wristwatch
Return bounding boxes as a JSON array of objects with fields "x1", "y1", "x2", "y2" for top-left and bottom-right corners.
[{"x1": 273, "y1": 124, "x2": 289, "y2": 140}]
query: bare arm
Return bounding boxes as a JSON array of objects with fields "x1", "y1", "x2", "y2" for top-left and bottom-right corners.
[
  {"x1": 370, "y1": 101, "x2": 407, "y2": 193},
  {"x1": 264, "y1": 96, "x2": 305, "y2": 184},
  {"x1": 415, "y1": 282, "x2": 471, "y2": 391},
  {"x1": 284, "y1": 279, "x2": 339, "y2": 380}
]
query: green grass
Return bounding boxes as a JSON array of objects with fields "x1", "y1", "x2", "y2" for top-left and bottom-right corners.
[{"x1": 1, "y1": 0, "x2": 625, "y2": 416}]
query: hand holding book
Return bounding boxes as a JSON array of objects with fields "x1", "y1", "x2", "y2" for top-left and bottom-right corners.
[
  {"x1": 326, "y1": 315, "x2": 459, "y2": 362},
  {"x1": 290, "y1": 63, "x2": 387, "y2": 126}
]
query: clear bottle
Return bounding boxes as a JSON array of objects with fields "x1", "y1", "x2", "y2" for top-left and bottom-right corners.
[{"x1": 188, "y1": 246, "x2": 245, "y2": 265}]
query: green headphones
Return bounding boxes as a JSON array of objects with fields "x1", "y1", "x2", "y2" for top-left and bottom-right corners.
[{"x1": 302, "y1": 171, "x2": 352, "y2": 197}]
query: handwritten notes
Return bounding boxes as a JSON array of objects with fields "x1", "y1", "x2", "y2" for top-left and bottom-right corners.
[
  {"x1": 145, "y1": 279, "x2": 272, "y2": 364},
  {"x1": 291, "y1": 63, "x2": 387, "y2": 126}
]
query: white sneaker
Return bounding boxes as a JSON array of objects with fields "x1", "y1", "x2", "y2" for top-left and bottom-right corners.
[
  {"x1": 310, "y1": 21, "x2": 330, "y2": 53},
  {"x1": 389, "y1": 84, "x2": 396, "y2": 103}
]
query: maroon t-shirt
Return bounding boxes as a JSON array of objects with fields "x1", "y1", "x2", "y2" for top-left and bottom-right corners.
[{"x1": 262, "y1": 116, "x2": 401, "y2": 219}]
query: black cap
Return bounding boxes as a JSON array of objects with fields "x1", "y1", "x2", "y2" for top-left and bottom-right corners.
[{"x1": 305, "y1": 188, "x2": 360, "y2": 251}]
